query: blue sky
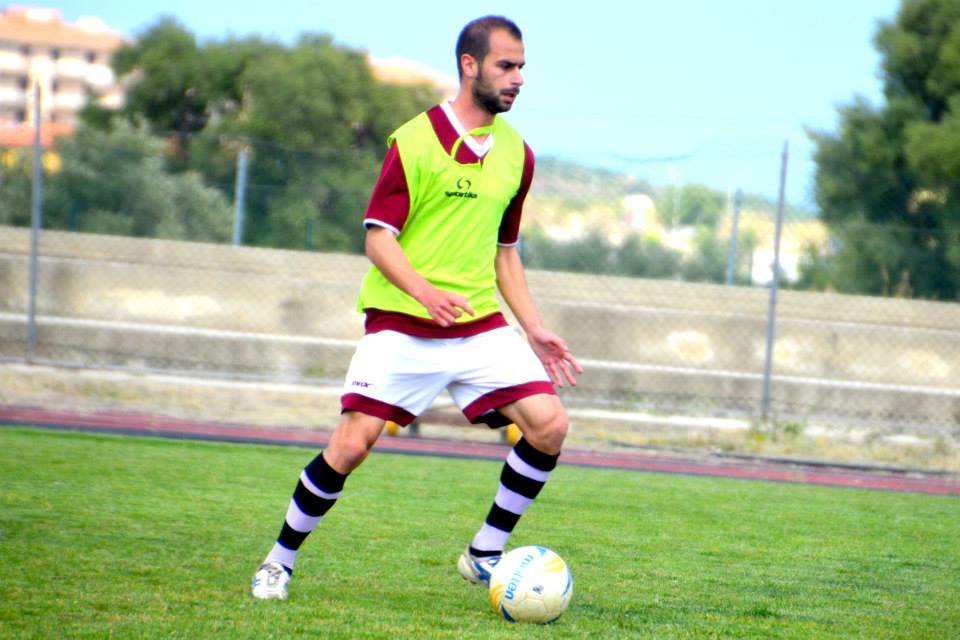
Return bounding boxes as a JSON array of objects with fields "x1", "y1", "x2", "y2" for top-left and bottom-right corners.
[{"x1": 52, "y1": 0, "x2": 902, "y2": 207}]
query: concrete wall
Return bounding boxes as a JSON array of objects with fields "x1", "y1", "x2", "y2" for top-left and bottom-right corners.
[{"x1": 1, "y1": 225, "x2": 958, "y2": 430}]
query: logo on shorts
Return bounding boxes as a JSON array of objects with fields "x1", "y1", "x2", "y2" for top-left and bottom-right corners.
[
  {"x1": 351, "y1": 381, "x2": 372, "y2": 388},
  {"x1": 445, "y1": 177, "x2": 478, "y2": 199}
]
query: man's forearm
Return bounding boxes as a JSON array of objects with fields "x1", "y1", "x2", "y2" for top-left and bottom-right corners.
[
  {"x1": 365, "y1": 227, "x2": 432, "y2": 302},
  {"x1": 495, "y1": 246, "x2": 543, "y2": 333}
]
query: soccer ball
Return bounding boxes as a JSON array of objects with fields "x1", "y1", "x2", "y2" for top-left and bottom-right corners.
[{"x1": 488, "y1": 546, "x2": 573, "y2": 623}]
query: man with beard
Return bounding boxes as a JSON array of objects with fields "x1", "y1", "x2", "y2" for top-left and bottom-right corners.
[{"x1": 252, "y1": 15, "x2": 582, "y2": 600}]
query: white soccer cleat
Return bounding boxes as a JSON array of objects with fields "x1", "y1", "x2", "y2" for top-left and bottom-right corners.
[
  {"x1": 457, "y1": 546, "x2": 501, "y2": 586},
  {"x1": 251, "y1": 561, "x2": 290, "y2": 600}
]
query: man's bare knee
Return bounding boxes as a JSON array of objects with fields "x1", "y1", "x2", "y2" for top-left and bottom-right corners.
[
  {"x1": 547, "y1": 410, "x2": 568, "y2": 443},
  {"x1": 504, "y1": 396, "x2": 569, "y2": 455},
  {"x1": 325, "y1": 413, "x2": 384, "y2": 473},
  {"x1": 532, "y1": 408, "x2": 567, "y2": 453},
  {"x1": 334, "y1": 436, "x2": 371, "y2": 470}
]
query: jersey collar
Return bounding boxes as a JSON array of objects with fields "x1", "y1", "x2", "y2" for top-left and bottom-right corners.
[{"x1": 440, "y1": 101, "x2": 494, "y2": 159}]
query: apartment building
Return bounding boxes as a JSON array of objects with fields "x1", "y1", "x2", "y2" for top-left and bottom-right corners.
[{"x1": 0, "y1": 6, "x2": 124, "y2": 147}]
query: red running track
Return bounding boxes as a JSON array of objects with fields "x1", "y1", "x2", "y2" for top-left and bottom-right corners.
[{"x1": 2, "y1": 405, "x2": 958, "y2": 496}]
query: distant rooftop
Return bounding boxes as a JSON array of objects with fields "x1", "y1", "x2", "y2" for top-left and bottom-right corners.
[
  {"x1": 369, "y1": 55, "x2": 457, "y2": 99},
  {"x1": 0, "y1": 5, "x2": 126, "y2": 50}
]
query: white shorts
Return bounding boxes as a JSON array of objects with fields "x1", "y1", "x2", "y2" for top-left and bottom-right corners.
[{"x1": 340, "y1": 326, "x2": 554, "y2": 427}]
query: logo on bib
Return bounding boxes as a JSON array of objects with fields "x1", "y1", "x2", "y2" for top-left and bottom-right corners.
[{"x1": 445, "y1": 177, "x2": 478, "y2": 199}]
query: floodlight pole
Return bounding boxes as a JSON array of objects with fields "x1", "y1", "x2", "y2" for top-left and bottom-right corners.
[
  {"x1": 27, "y1": 81, "x2": 43, "y2": 362},
  {"x1": 760, "y1": 142, "x2": 788, "y2": 421}
]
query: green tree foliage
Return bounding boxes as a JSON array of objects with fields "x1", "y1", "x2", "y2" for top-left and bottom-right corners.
[
  {"x1": 658, "y1": 184, "x2": 726, "y2": 228},
  {"x1": 0, "y1": 150, "x2": 32, "y2": 226},
  {"x1": 809, "y1": 0, "x2": 960, "y2": 299},
  {"x1": 101, "y1": 21, "x2": 438, "y2": 252},
  {"x1": 616, "y1": 234, "x2": 683, "y2": 279},
  {"x1": 523, "y1": 229, "x2": 615, "y2": 274},
  {"x1": 109, "y1": 19, "x2": 285, "y2": 138},
  {"x1": 681, "y1": 229, "x2": 728, "y2": 282},
  {"x1": 217, "y1": 34, "x2": 437, "y2": 252},
  {"x1": 111, "y1": 18, "x2": 211, "y2": 136},
  {"x1": 521, "y1": 229, "x2": 699, "y2": 281},
  {"x1": 42, "y1": 122, "x2": 232, "y2": 241}
]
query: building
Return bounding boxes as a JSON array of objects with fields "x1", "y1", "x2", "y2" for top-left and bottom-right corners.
[{"x1": 0, "y1": 6, "x2": 125, "y2": 147}]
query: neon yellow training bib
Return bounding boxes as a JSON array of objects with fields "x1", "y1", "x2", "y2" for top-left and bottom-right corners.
[{"x1": 357, "y1": 111, "x2": 525, "y2": 321}]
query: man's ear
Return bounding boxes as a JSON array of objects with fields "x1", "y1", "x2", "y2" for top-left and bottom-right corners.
[{"x1": 460, "y1": 53, "x2": 479, "y2": 80}]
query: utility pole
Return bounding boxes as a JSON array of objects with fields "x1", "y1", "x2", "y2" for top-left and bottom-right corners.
[
  {"x1": 725, "y1": 188, "x2": 743, "y2": 286},
  {"x1": 27, "y1": 82, "x2": 43, "y2": 362},
  {"x1": 761, "y1": 142, "x2": 789, "y2": 420},
  {"x1": 232, "y1": 148, "x2": 249, "y2": 246}
]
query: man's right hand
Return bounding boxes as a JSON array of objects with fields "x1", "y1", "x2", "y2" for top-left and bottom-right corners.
[
  {"x1": 413, "y1": 286, "x2": 475, "y2": 327},
  {"x1": 365, "y1": 227, "x2": 475, "y2": 326}
]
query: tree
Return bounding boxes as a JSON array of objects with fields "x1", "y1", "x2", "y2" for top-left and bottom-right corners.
[
  {"x1": 111, "y1": 18, "x2": 211, "y2": 136},
  {"x1": 521, "y1": 229, "x2": 614, "y2": 274},
  {"x1": 218, "y1": 35, "x2": 420, "y2": 252},
  {"x1": 809, "y1": 0, "x2": 960, "y2": 299},
  {"x1": 108, "y1": 21, "x2": 282, "y2": 174},
  {"x1": 0, "y1": 150, "x2": 32, "y2": 226},
  {"x1": 680, "y1": 229, "x2": 728, "y2": 283},
  {"x1": 104, "y1": 22, "x2": 439, "y2": 252},
  {"x1": 224, "y1": 34, "x2": 434, "y2": 252},
  {"x1": 658, "y1": 184, "x2": 726, "y2": 228},
  {"x1": 519, "y1": 226, "x2": 694, "y2": 281},
  {"x1": 43, "y1": 122, "x2": 232, "y2": 242},
  {"x1": 614, "y1": 234, "x2": 682, "y2": 278}
]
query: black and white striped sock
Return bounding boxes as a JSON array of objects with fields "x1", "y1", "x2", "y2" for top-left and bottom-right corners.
[
  {"x1": 264, "y1": 452, "x2": 347, "y2": 572},
  {"x1": 469, "y1": 437, "x2": 559, "y2": 557}
]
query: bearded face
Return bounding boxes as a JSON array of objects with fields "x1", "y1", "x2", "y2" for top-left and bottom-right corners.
[{"x1": 471, "y1": 65, "x2": 519, "y2": 115}]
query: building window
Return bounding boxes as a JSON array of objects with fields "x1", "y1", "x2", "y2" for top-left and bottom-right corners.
[
  {"x1": 17, "y1": 76, "x2": 28, "y2": 90},
  {"x1": 50, "y1": 48, "x2": 60, "y2": 60},
  {"x1": 20, "y1": 45, "x2": 30, "y2": 56},
  {"x1": 85, "y1": 50, "x2": 96, "y2": 63},
  {"x1": 51, "y1": 78, "x2": 59, "y2": 93},
  {"x1": 15, "y1": 109, "x2": 26, "y2": 123}
]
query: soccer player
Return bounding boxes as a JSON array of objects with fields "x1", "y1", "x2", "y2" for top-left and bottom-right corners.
[{"x1": 251, "y1": 14, "x2": 582, "y2": 600}]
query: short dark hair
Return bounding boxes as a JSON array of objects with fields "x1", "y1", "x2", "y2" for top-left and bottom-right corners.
[{"x1": 455, "y1": 15, "x2": 522, "y2": 80}]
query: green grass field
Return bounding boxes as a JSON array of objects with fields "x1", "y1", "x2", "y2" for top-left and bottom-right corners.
[{"x1": 1, "y1": 427, "x2": 958, "y2": 639}]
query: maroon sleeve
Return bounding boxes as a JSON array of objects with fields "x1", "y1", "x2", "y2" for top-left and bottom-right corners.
[
  {"x1": 364, "y1": 143, "x2": 410, "y2": 233},
  {"x1": 498, "y1": 142, "x2": 535, "y2": 245}
]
